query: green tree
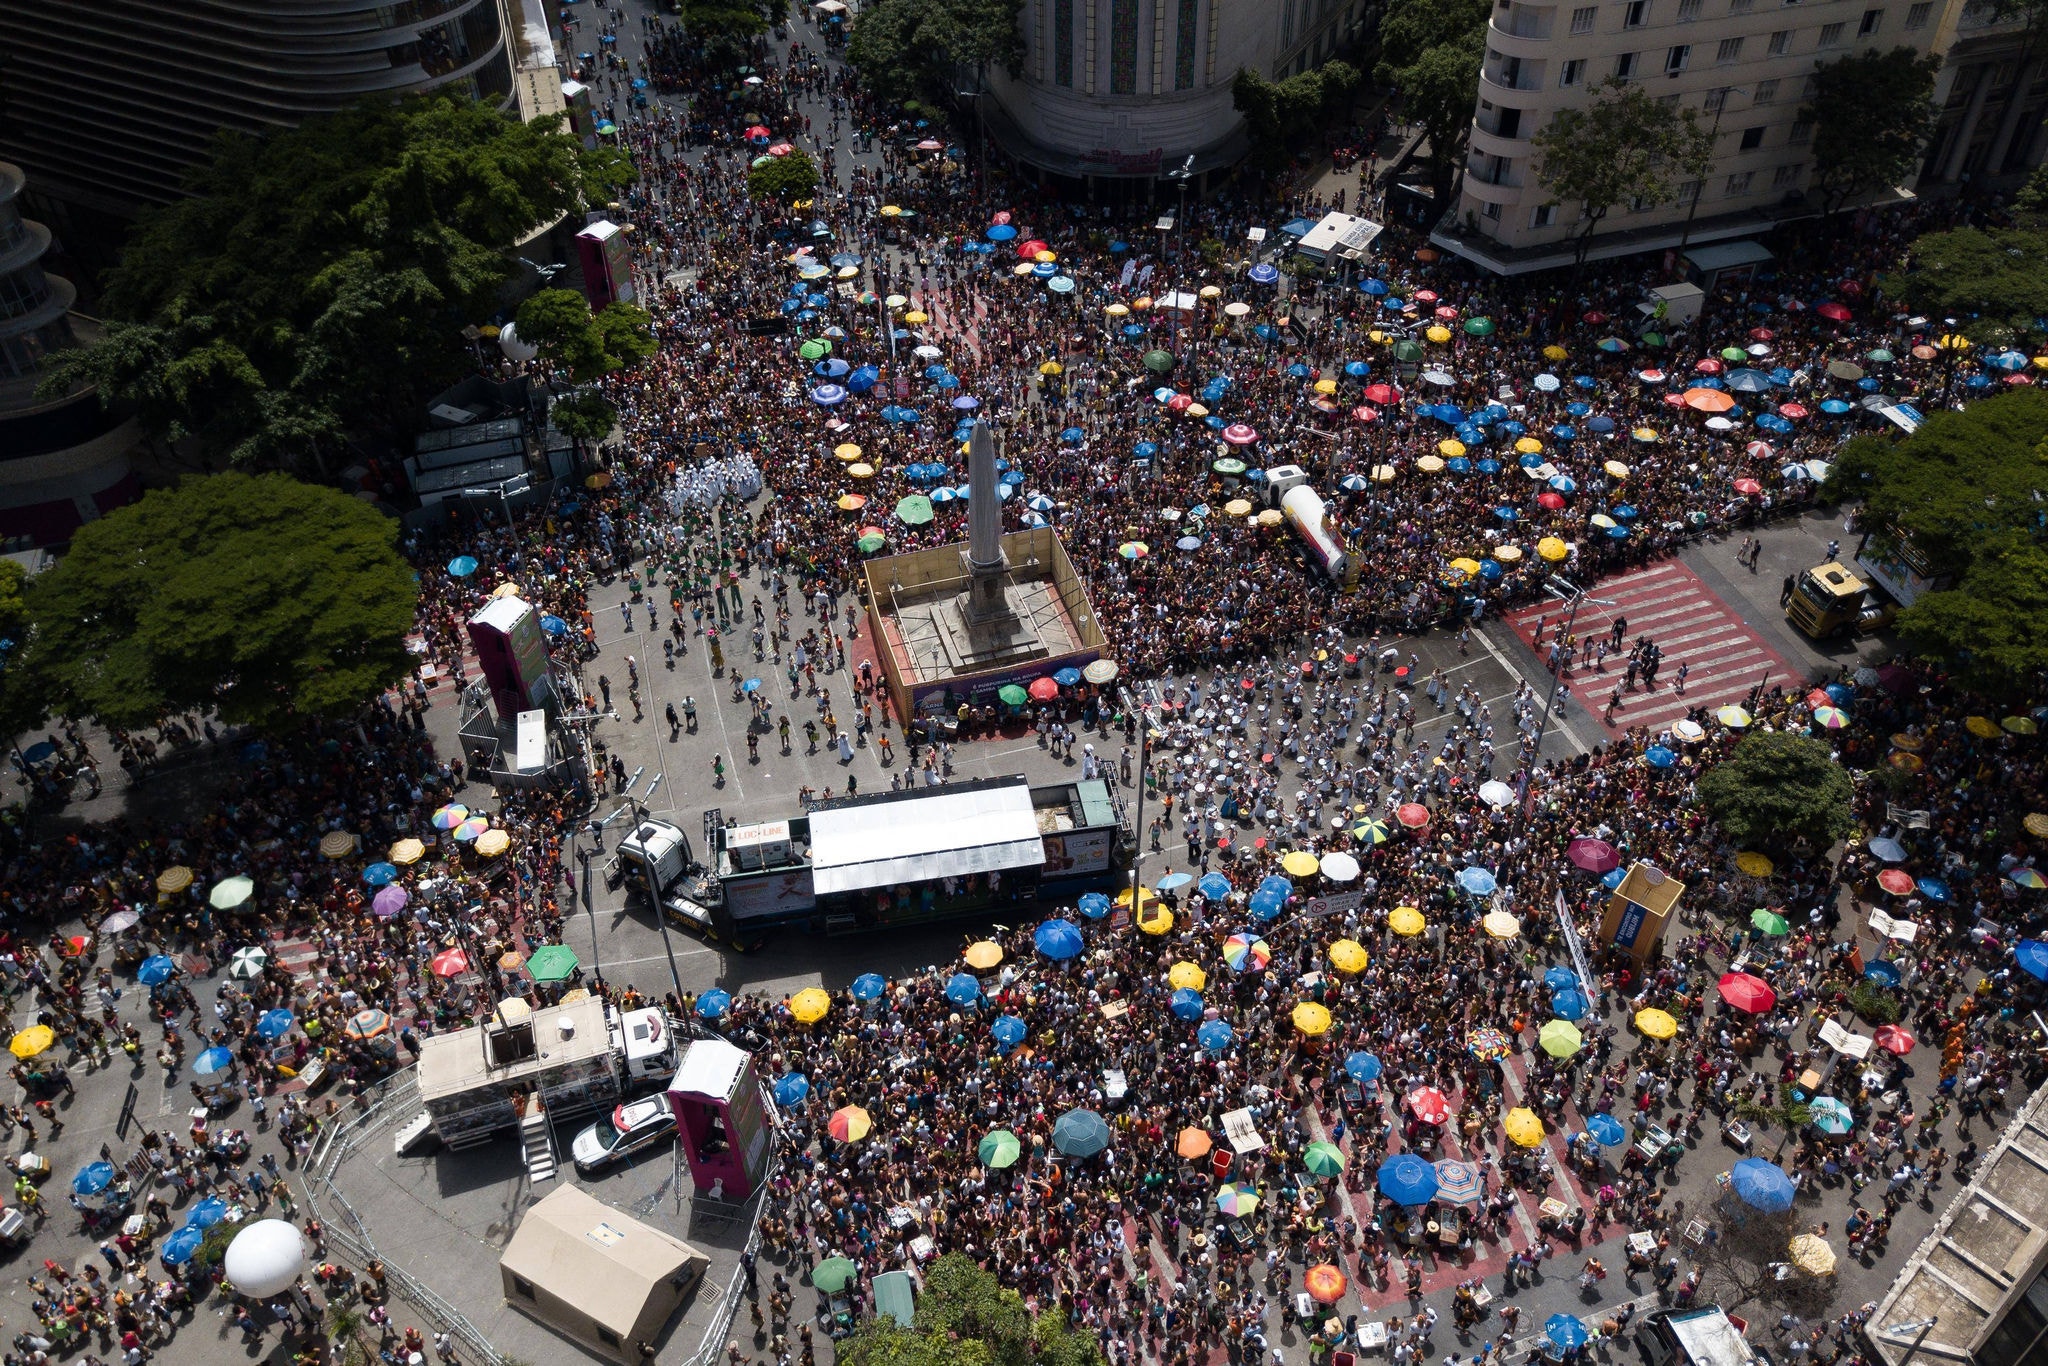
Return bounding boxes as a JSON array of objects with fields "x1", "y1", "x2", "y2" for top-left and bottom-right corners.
[
  {"x1": 838, "y1": 1255, "x2": 1104, "y2": 1366},
  {"x1": 23, "y1": 474, "x2": 418, "y2": 732},
  {"x1": 747, "y1": 148, "x2": 823, "y2": 204},
  {"x1": 1880, "y1": 222, "x2": 2048, "y2": 346},
  {"x1": 513, "y1": 290, "x2": 656, "y2": 385},
  {"x1": 677, "y1": 0, "x2": 787, "y2": 50},
  {"x1": 847, "y1": 0, "x2": 1025, "y2": 105},
  {"x1": 1804, "y1": 48, "x2": 1941, "y2": 218},
  {"x1": 1696, "y1": 731, "x2": 1857, "y2": 853},
  {"x1": 1232, "y1": 62, "x2": 1365, "y2": 167},
  {"x1": 1691, "y1": 1210, "x2": 1841, "y2": 1318},
  {"x1": 549, "y1": 388, "x2": 620, "y2": 456},
  {"x1": 1530, "y1": 82, "x2": 1715, "y2": 273},
  {"x1": 1893, "y1": 532, "x2": 2048, "y2": 692},
  {"x1": 40, "y1": 96, "x2": 634, "y2": 470},
  {"x1": 1376, "y1": 0, "x2": 1488, "y2": 207}
]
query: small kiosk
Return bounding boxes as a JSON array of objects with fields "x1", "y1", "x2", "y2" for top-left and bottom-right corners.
[
  {"x1": 1600, "y1": 862, "x2": 1687, "y2": 968},
  {"x1": 666, "y1": 1039, "x2": 773, "y2": 1202}
]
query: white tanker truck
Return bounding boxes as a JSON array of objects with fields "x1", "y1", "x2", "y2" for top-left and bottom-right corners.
[{"x1": 1261, "y1": 464, "x2": 1357, "y2": 588}]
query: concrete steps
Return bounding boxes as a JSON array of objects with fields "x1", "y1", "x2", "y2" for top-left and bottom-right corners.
[{"x1": 520, "y1": 1106, "x2": 556, "y2": 1183}]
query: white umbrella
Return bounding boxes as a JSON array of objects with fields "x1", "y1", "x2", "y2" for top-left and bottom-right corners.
[
  {"x1": 1478, "y1": 780, "x2": 1516, "y2": 808},
  {"x1": 1319, "y1": 852, "x2": 1361, "y2": 882},
  {"x1": 1420, "y1": 369, "x2": 1456, "y2": 386},
  {"x1": 228, "y1": 947, "x2": 269, "y2": 980}
]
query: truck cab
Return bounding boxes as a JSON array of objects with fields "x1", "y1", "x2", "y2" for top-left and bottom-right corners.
[
  {"x1": 1638, "y1": 1307, "x2": 1773, "y2": 1366},
  {"x1": 610, "y1": 1006, "x2": 682, "y2": 1087},
  {"x1": 1785, "y1": 561, "x2": 1873, "y2": 639}
]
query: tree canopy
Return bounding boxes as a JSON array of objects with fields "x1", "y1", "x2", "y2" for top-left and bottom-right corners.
[
  {"x1": 38, "y1": 96, "x2": 634, "y2": 470},
  {"x1": 21, "y1": 474, "x2": 418, "y2": 731},
  {"x1": 837, "y1": 1255, "x2": 1103, "y2": 1366},
  {"x1": 1881, "y1": 219, "x2": 2048, "y2": 346},
  {"x1": 1232, "y1": 63, "x2": 1365, "y2": 169},
  {"x1": 1375, "y1": 0, "x2": 1487, "y2": 206},
  {"x1": 847, "y1": 0, "x2": 1025, "y2": 105},
  {"x1": 1804, "y1": 48, "x2": 1940, "y2": 217},
  {"x1": 1696, "y1": 732, "x2": 1857, "y2": 853},
  {"x1": 747, "y1": 148, "x2": 824, "y2": 204},
  {"x1": 1530, "y1": 82, "x2": 1715, "y2": 269},
  {"x1": 512, "y1": 290, "x2": 656, "y2": 384}
]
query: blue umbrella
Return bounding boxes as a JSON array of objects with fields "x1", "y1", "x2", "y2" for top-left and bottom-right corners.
[
  {"x1": 1565, "y1": 401, "x2": 1591, "y2": 417},
  {"x1": 1381, "y1": 298, "x2": 1404, "y2": 312},
  {"x1": 137, "y1": 955, "x2": 176, "y2": 986},
  {"x1": 1247, "y1": 263, "x2": 1280, "y2": 284},
  {"x1": 73, "y1": 1162, "x2": 116, "y2": 1196},
  {"x1": 809, "y1": 383, "x2": 848, "y2": 406},
  {"x1": 1586, "y1": 1113, "x2": 1628, "y2": 1147},
  {"x1": 1197, "y1": 1020, "x2": 1235, "y2": 1052},
  {"x1": 1865, "y1": 959, "x2": 1903, "y2": 987},
  {"x1": 362, "y1": 862, "x2": 399, "y2": 887},
  {"x1": 1552, "y1": 425, "x2": 1577, "y2": 442},
  {"x1": 1053, "y1": 667, "x2": 1082, "y2": 686},
  {"x1": 851, "y1": 973, "x2": 887, "y2": 1001},
  {"x1": 945, "y1": 973, "x2": 982, "y2": 1006},
  {"x1": 1134, "y1": 441, "x2": 1160, "y2": 459},
  {"x1": 772, "y1": 1073, "x2": 810, "y2": 1106},
  {"x1": 697, "y1": 989, "x2": 732, "y2": 1019},
  {"x1": 1286, "y1": 362, "x2": 1312, "y2": 379},
  {"x1": 1645, "y1": 745, "x2": 1677, "y2": 768},
  {"x1": 256, "y1": 1009, "x2": 295, "y2": 1040},
  {"x1": 1376, "y1": 1152, "x2": 1439, "y2": 1206},
  {"x1": 1544, "y1": 966, "x2": 1579, "y2": 991},
  {"x1": 1060, "y1": 427, "x2": 1085, "y2": 443},
  {"x1": 1867, "y1": 837, "x2": 1907, "y2": 862},
  {"x1": 1819, "y1": 398, "x2": 1852, "y2": 414},
  {"x1": 1456, "y1": 867, "x2": 1497, "y2": 896},
  {"x1": 1170, "y1": 987, "x2": 1207, "y2": 1021},
  {"x1": 1345, "y1": 1051, "x2": 1383, "y2": 1082},
  {"x1": 194, "y1": 1047, "x2": 234, "y2": 1078},
  {"x1": 1917, "y1": 877, "x2": 1950, "y2": 902},
  {"x1": 1606, "y1": 524, "x2": 1630, "y2": 540},
  {"x1": 1258, "y1": 874, "x2": 1295, "y2": 897},
  {"x1": 1156, "y1": 871, "x2": 1194, "y2": 891},
  {"x1": 952, "y1": 395, "x2": 980, "y2": 410},
  {"x1": 185, "y1": 1196, "x2": 229, "y2": 1229},
  {"x1": 1551, "y1": 989, "x2": 1590, "y2": 1021},
  {"x1": 1574, "y1": 374, "x2": 1597, "y2": 389},
  {"x1": 992, "y1": 1015, "x2": 1028, "y2": 1048},
  {"x1": 987, "y1": 224, "x2": 1018, "y2": 241},
  {"x1": 1614, "y1": 503, "x2": 1639, "y2": 520},
  {"x1": 1345, "y1": 360, "x2": 1372, "y2": 377},
  {"x1": 446, "y1": 555, "x2": 478, "y2": 577},
  {"x1": 1601, "y1": 867, "x2": 1628, "y2": 890},
  {"x1": 1361, "y1": 279, "x2": 1389, "y2": 295},
  {"x1": 1034, "y1": 919, "x2": 1085, "y2": 961},
  {"x1": 814, "y1": 357, "x2": 850, "y2": 378},
  {"x1": 2017, "y1": 939, "x2": 2048, "y2": 981},
  {"x1": 847, "y1": 365, "x2": 879, "y2": 392},
  {"x1": 1549, "y1": 475, "x2": 1578, "y2": 493},
  {"x1": 1446, "y1": 457, "x2": 1473, "y2": 474},
  {"x1": 1077, "y1": 891, "x2": 1112, "y2": 920},
  {"x1": 1248, "y1": 889, "x2": 1287, "y2": 921},
  {"x1": 1546, "y1": 1315, "x2": 1590, "y2": 1352},
  {"x1": 1809, "y1": 1096, "x2": 1854, "y2": 1135},
  {"x1": 1586, "y1": 415, "x2": 1617, "y2": 434},
  {"x1": 1726, "y1": 369, "x2": 1774, "y2": 393},
  {"x1": 539, "y1": 614, "x2": 568, "y2": 637},
  {"x1": 1730, "y1": 1157, "x2": 1797, "y2": 1212},
  {"x1": 1198, "y1": 872, "x2": 1233, "y2": 900},
  {"x1": 161, "y1": 1226, "x2": 205, "y2": 1267},
  {"x1": 1052, "y1": 1108, "x2": 1112, "y2": 1156}
]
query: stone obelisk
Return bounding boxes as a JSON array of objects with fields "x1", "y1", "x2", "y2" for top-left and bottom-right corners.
[{"x1": 962, "y1": 423, "x2": 1012, "y2": 626}]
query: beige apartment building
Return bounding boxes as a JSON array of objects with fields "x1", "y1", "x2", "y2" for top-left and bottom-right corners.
[{"x1": 1431, "y1": 0, "x2": 2027, "y2": 274}]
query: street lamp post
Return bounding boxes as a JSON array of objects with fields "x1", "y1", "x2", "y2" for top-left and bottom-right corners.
[
  {"x1": 1118, "y1": 685, "x2": 1160, "y2": 907},
  {"x1": 1515, "y1": 576, "x2": 1614, "y2": 816},
  {"x1": 629, "y1": 800, "x2": 688, "y2": 1004}
]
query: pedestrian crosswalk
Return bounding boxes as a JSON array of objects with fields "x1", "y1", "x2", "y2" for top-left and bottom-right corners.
[{"x1": 1501, "y1": 561, "x2": 1801, "y2": 738}]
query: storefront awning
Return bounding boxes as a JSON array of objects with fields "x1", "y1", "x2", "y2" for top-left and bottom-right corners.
[{"x1": 808, "y1": 778, "x2": 1045, "y2": 895}]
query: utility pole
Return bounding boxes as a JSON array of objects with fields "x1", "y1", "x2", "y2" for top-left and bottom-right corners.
[
  {"x1": 628, "y1": 802, "x2": 687, "y2": 1003},
  {"x1": 1118, "y1": 684, "x2": 1160, "y2": 907}
]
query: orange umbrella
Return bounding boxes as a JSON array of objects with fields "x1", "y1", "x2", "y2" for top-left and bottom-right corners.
[
  {"x1": 829, "y1": 1105, "x2": 873, "y2": 1142},
  {"x1": 1176, "y1": 1127, "x2": 1213, "y2": 1158},
  {"x1": 1681, "y1": 387, "x2": 1736, "y2": 413},
  {"x1": 1305, "y1": 1264, "x2": 1349, "y2": 1304}
]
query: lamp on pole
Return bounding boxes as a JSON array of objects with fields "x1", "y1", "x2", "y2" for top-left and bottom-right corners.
[
  {"x1": 628, "y1": 800, "x2": 688, "y2": 1004},
  {"x1": 1675, "y1": 86, "x2": 1747, "y2": 266},
  {"x1": 1117, "y1": 684, "x2": 1161, "y2": 908},
  {"x1": 1878, "y1": 1317, "x2": 1938, "y2": 1365}
]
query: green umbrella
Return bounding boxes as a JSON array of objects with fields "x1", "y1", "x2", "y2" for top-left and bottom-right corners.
[
  {"x1": 1539, "y1": 1019, "x2": 1583, "y2": 1058},
  {"x1": 1640, "y1": 332, "x2": 1666, "y2": 348},
  {"x1": 1212, "y1": 457, "x2": 1247, "y2": 475},
  {"x1": 752, "y1": 154, "x2": 774, "y2": 168},
  {"x1": 1751, "y1": 907, "x2": 1790, "y2": 936},
  {"x1": 895, "y1": 494, "x2": 933, "y2": 525},
  {"x1": 978, "y1": 1129, "x2": 1022, "y2": 1168},
  {"x1": 1721, "y1": 346, "x2": 1747, "y2": 362},
  {"x1": 812, "y1": 1257, "x2": 858, "y2": 1293},
  {"x1": 997, "y1": 684, "x2": 1030, "y2": 706},
  {"x1": 525, "y1": 944, "x2": 581, "y2": 983},
  {"x1": 1866, "y1": 348, "x2": 1894, "y2": 363},
  {"x1": 209, "y1": 876, "x2": 256, "y2": 911},
  {"x1": 798, "y1": 339, "x2": 831, "y2": 360},
  {"x1": 1302, "y1": 1140, "x2": 1347, "y2": 1177},
  {"x1": 1463, "y1": 317, "x2": 1496, "y2": 336},
  {"x1": 857, "y1": 533, "x2": 885, "y2": 554},
  {"x1": 1143, "y1": 349, "x2": 1176, "y2": 373},
  {"x1": 1392, "y1": 340, "x2": 1425, "y2": 362}
]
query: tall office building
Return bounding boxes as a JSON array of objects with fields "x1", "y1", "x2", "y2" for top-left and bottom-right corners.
[
  {"x1": 985, "y1": 0, "x2": 1368, "y2": 186},
  {"x1": 0, "y1": 0, "x2": 523, "y2": 221},
  {"x1": 1434, "y1": 0, "x2": 1954, "y2": 274}
]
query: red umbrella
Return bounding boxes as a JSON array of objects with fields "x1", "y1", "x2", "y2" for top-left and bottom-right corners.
[
  {"x1": 1028, "y1": 677, "x2": 1060, "y2": 701},
  {"x1": 1694, "y1": 358, "x2": 1724, "y2": 375},
  {"x1": 1817, "y1": 302, "x2": 1853, "y2": 321},
  {"x1": 1414, "y1": 289, "x2": 1439, "y2": 303},
  {"x1": 1733, "y1": 478, "x2": 1764, "y2": 496},
  {"x1": 1805, "y1": 688, "x2": 1834, "y2": 709},
  {"x1": 1017, "y1": 239, "x2": 1049, "y2": 260},
  {"x1": 1299, "y1": 661, "x2": 1315, "y2": 676},
  {"x1": 1222, "y1": 423, "x2": 1260, "y2": 445},
  {"x1": 1167, "y1": 393, "x2": 1193, "y2": 411},
  {"x1": 1434, "y1": 305, "x2": 1459, "y2": 321},
  {"x1": 1839, "y1": 279, "x2": 1864, "y2": 295},
  {"x1": 1662, "y1": 392, "x2": 1689, "y2": 407},
  {"x1": 1717, "y1": 971, "x2": 1776, "y2": 1013},
  {"x1": 1396, "y1": 802, "x2": 1431, "y2": 829},
  {"x1": 1351, "y1": 405, "x2": 1382, "y2": 423},
  {"x1": 991, "y1": 210, "x2": 1013, "y2": 225},
  {"x1": 1778, "y1": 403, "x2": 1809, "y2": 420},
  {"x1": 1567, "y1": 837, "x2": 1621, "y2": 873},
  {"x1": 1745, "y1": 440, "x2": 1776, "y2": 459},
  {"x1": 1874, "y1": 1025, "x2": 1916, "y2": 1055},
  {"x1": 430, "y1": 948, "x2": 469, "y2": 978},
  {"x1": 1407, "y1": 1087, "x2": 1451, "y2": 1124},
  {"x1": 744, "y1": 124, "x2": 770, "y2": 139},
  {"x1": 1637, "y1": 368, "x2": 1667, "y2": 384},
  {"x1": 1876, "y1": 868, "x2": 1916, "y2": 896},
  {"x1": 767, "y1": 143, "x2": 794, "y2": 157},
  {"x1": 1363, "y1": 383, "x2": 1401, "y2": 405},
  {"x1": 1582, "y1": 310, "x2": 1608, "y2": 324},
  {"x1": 1241, "y1": 678, "x2": 1257, "y2": 691},
  {"x1": 1749, "y1": 327, "x2": 1775, "y2": 341},
  {"x1": 1537, "y1": 491, "x2": 1567, "y2": 510}
]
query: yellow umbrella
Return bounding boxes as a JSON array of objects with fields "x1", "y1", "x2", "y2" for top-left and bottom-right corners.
[
  {"x1": 1034, "y1": 250, "x2": 1057, "y2": 263},
  {"x1": 157, "y1": 866, "x2": 195, "y2": 894},
  {"x1": 1482, "y1": 910, "x2": 1522, "y2": 939},
  {"x1": 2022, "y1": 812, "x2": 2048, "y2": 837},
  {"x1": 1292, "y1": 1001, "x2": 1333, "y2": 1036},
  {"x1": 835, "y1": 494, "x2": 866, "y2": 511},
  {"x1": 1438, "y1": 439, "x2": 1467, "y2": 458},
  {"x1": 389, "y1": 838, "x2": 425, "y2": 866},
  {"x1": 834, "y1": 442, "x2": 862, "y2": 461},
  {"x1": 1425, "y1": 325, "x2": 1454, "y2": 343},
  {"x1": 1591, "y1": 514, "x2": 1617, "y2": 530},
  {"x1": 904, "y1": 310, "x2": 929, "y2": 324},
  {"x1": 1718, "y1": 705, "x2": 1754, "y2": 729},
  {"x1": 318, "y1": 831, "x2": 358, "y2": 859},
  {"x1": 1198, "y1": 284, "x2": 1223, "y2": 299},
  {"x1": 1514, "y1": 437, "x2": 1544, "y2": 454},
  {"x1": 1604, "y1": 460, "x2": 1630, "y2": 479},
  {"x1": 964, "y1": 941, "x2": 1004, "y2": 969},
  {"x1": 1448, "y1": 557, "x2": 1483, "y2": 578},
  {"x1": 1039, "y1": 360, "x2": 1064, "y2": 375},
  {"x1": 1632, "y1": 427, "x2": 1660, "y2": 443},
  {"x1": 1735, "y1": 851, "x2": 1775, "y2": 877},
  {"x1": 1328, "y1": 940, "x2": 1369, "y2": 975},
  {"x1": 1169, "y1": 961, "x2": 1208, "y2": 990},
  {"x1": 1965, "y1": 715, "x2": 2001, "y2": 738},
  {"x1": 1495, "y1": 544, "x2": 1523, "y2": 563},
  {"x1": 879, "y1": 204, "x2": 903, "y2": 217},
  {"x1": 1389, "y1": 906, "x2": 1426, "y2": 936},
  {"x1": 499, "y1": 951, "x2": 525, "y2": 970},
  {"x1": 1185, "y1": 402, "x2": 1210, "y2": 417},
  {"x1": 474, "y1": 829, "x2": 511, "y2": 857},
  {"x1": 1635, "y1": 1008, "x2": 1679, "y2": 1039},
  {"x1": 790, "y1": 988, "x2": 832, "y2": 1023},
  {"x1": 1224, "y1": 498, "x2": 1254, "y2": 517},
  {"x1": 1138, "y1": 907, "x2": 1174, "y2": 936},
  {"x1": 9, "y1": 1025, "x2": 54, "y2": 1059},
  {"x1": 1503, "y1": 1107, "x2": 1545, "y2": 1148},
  {"x1": 1313, "y1": 378, "x2": 1338, "y2": 395},
  {"x1": 847, "y1": 462, "x2": 876, "y2": 479},
  {"x1": 1281, "y1": 850, "x2": 1321, "y2": 877},
  {"x1": 1116, "y1": 886, "x2": 1160, "y2": 911},
  {"x1": 1416, "y1": 455, "x2": 1445, "y2": 473},
  {"x1": 1537, "y1": 536, "x2": 1569, "y2": 562},
  {"x1": 1132, "y1": 296, "x2": 1153, "y2": 311},
  {"x1": 1371, "y1": 463, "x2": 1399, "y2": 483},
  {"x1": 491, "y1": 581, "x2": 523, "y2": 599},
  {"x1": 1542, "y1": 345, "x2": 1569, "y2": 360},
  {"x1": 1789, "y1": 1234, "x2": 1837, "y2": 1276},
  {"x1": 1104, "y1": 303, "x2": 1129, "y2": 316}
]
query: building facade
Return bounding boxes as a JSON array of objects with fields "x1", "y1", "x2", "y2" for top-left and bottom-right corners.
[
  {"x1": 984, "y1": 0, "x2": 1368, "y2": 183},
  {"x1": 0, "y1": 0, "x2": 522, "y2": 220},
  {"x1": 1434, "y1": 0, "x2": 1956, "y2": 273},
  {"x1": 1921, "y1": 2, "x2": 2048, "y2": 189}
]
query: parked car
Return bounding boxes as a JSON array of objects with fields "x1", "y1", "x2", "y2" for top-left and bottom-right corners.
[{"x1": 570, "y1": 1097, "x2": 677, "y2": 1175}]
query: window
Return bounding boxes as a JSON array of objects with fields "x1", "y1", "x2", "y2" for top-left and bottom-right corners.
[
  {"x1": 1482, "y1": 200, "x2": 1502, "y2": 220},
  {"x1": 1571, "y1": 4, "x2": 1599, "y2": 30},
  {"x1": 1818, "y1": 21, "x2": 1844, "y2": 44},
  {"x1": 1704, "y1": 86, "x2": 1729, "y2": 111},
  {"x1": 1739, "y1": 125, "x2": 1766, "y2": 149},
  {"x1": 1905, "y1": 1, "x2": 1931, "y2": 25},
  {"x1": 1725, "y1": 170, "x2": 1754, "y2": 194},
  {"x1": 1716, "y1": 35, "x2": 1744, "y2": 60},
  {"x1": 1678, "y1": 179, "x2": 1703, "y2": 205},
  {"x1": 1730, "y1": 0, "x2": 1753, "y2": 11},
  {"x1": 1560, "y1": 57, "x2": 1586, "y2": 85},
  {"x1": 1629, "y1": 193, "x2": 1653, "y2": 211},
  {"x1": 1753, "y1": 78, "x2": 1779, "y2": 103},
  {"x1": 1789, "y1": 113, "x2": 1814, "y2": 140},
  {"x1": 1531, "y1": 203, "x2": 1559, "y2": 227},
  {"x1": 511, "y1": 1276, "x2": 536, "y2": 1300},
  {"x1": 1859, "y1": 6, "x2": 1883, "y2": 32},
  {"x1": 1054, "y1": 0, "x2": 1074, "y2": 86},
  {"x1": 1614, "y1": 50, "x2": 1639, "y2": 78},
  {"x1": 1767, "y1": 29, "x2": 1792, "y2": 53},
  {"x1": 1624, "y1": 0, "x2": 1648, "y2": 26},
  {"x1": 1800, "y1": 73, "x2": 1819, "y2": 96},
  {"x1": 1678, "y1": 0, "x2": 1702, "y2": 18},
  {"x1": 1773, "y1": 162, "x2": 1806, "y2": 186},
  {"x1": 1665, "y1": 43, "x2": 1691, "y2": 73},
  {"x1": 1658, "y1": 91, "x2": 1682, "y2": 105},
  {"x1": 1110, "y1": 0, "x2": 1139, "y2": 93},
  {"x1": 1175, "y1": 0, "x2": 1198, "y2": 89}
]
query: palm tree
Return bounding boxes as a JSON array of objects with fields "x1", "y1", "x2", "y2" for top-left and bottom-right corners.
[{"x1": 326, "y1": 1303, "x2": 370, "y2": 1366}]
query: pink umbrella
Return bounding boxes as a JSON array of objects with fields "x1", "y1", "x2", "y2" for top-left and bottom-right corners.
[
  {"x1": 1778, "y1": 403, "x2": 1809, "y2": 420},
  {"x1": 1351, "y1": 405, "x2": 1382, "y2": 423},
  {"x1": 1222, "y1": 424, "x2": 1260, "y2": 445},
  {"x1": 1407, "y1": 1087, "x2": 1451, "y2": 1125},
  {"x1": 1567, "y1": 837, "x2": 1620, "y2": 873},
  {"x1": 1745, "y1": 441, "x2": 1775, "y2": 459},
  {"x1": 1817, "y1": 302, "x2": 1853, "y2": 321}
]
